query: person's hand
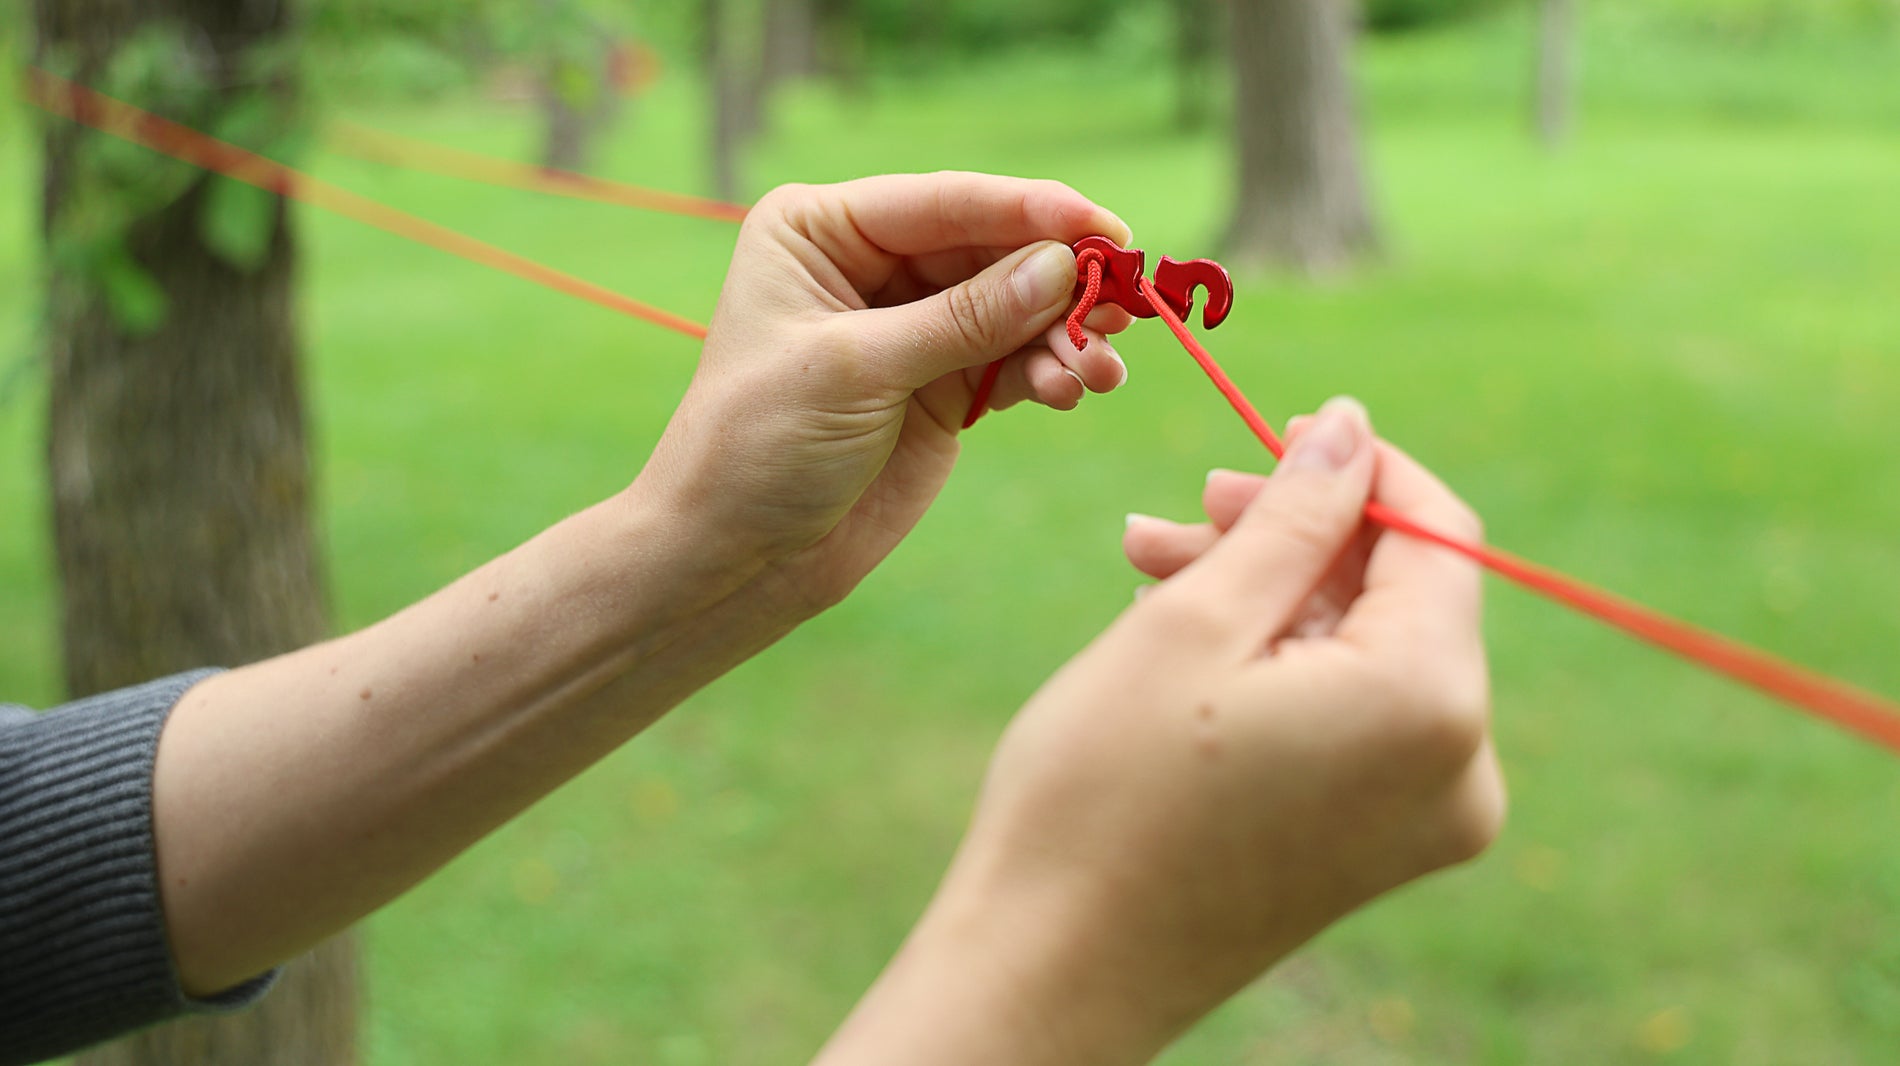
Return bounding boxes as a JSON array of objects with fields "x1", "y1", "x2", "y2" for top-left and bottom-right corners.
[
  {"x1": 634, "y1": 173, "x2": 1133, "y2": 616},
  {"x1": 815, "y1": 398, "x2": 1504, "y2": 1065}
]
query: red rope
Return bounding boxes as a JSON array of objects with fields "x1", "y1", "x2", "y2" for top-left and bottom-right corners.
[
  {"x1": 1067, "y1": 247, "x2": 1107, "y2": 353},
  {"x1": 1136, "y1": 275, "x2": 1900, "y2": 757}
]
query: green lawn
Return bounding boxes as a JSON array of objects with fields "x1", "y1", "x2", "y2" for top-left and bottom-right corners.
[{"x1": 4, "y1": 12, "x2": 1899, "y2": 1065}]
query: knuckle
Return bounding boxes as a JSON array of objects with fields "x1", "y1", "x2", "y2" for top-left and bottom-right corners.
[
  {"x1": 943, "y1": 280, "x2": 1005, "y2": 354},
  {"x1": 1438, "y1": 793, "x2": 1506, "y2": 867},
  {"x1": 1417, "y1": 672, "x2": 1491, "y2": 763},
  {"x1": 754, "y1": 182, "x2": 812, "y2": 213},
  {"x1": 1133, "y1": 581, "x2": 1232, "y2": 646},
  {"x1": 745, "y1": 183, "x2": 818, "y2": 237},
  {"x1": 1364, "y1": 656, "x2": 1491, "y2": 766},
  {"x1": 1252, "y1": 503, "x2": 1348, "y2": 564}
]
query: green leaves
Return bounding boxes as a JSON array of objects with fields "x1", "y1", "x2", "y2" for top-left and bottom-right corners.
[
  {"x1": 197, "y1": 93, "x2": 311, "y2": 272},
  {"x1": 93, "y1": 242, "x2": 169, "y2": 335},
  {"x1": 199, "y1": 176, "x2": 279, "y2": 273}
]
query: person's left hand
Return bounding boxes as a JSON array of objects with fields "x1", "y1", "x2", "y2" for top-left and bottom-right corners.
[{"x1": 634, "y1": 173, "x2": 1133, "y2": 616}]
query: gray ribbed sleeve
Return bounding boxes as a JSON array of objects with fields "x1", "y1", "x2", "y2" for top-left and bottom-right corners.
[{"x1": 1, "y1": 670, "x2": 276, "y2": 1065}]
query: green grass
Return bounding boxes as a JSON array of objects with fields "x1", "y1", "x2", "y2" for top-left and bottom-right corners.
[{"x1": 4, "y1": 12, "x2": 1900, "y2": 1064}]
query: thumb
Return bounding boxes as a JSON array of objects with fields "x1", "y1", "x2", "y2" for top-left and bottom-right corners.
[
  {"x1": 853, "y1": 241, "x2": 1078, "y2": 390},
  {"x1": 1170, "y1": 397, "x2": 1377, "y2": 646}
]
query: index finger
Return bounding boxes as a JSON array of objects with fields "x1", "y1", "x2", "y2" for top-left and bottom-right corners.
[
  {"x1": 797, "y1": 172, "x2": 1130, "y2": 261},
  {"x1": 1336, "y1": 442, "x2": 1485, "y2": 658}
]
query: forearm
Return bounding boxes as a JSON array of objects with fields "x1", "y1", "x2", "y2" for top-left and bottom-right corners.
[{"x1": 152, "y1": 487, "x2": 798, "y2": 994}]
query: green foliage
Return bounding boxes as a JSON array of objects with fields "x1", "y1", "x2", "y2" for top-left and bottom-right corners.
[
  {"x1": 306, "y1": 0, "x2": 640, "y2": 102},
  {"x1": 1364, "y1": 0, "x2": 1513, "y2": 34},
  {"x1": 850, "y1": 0, "x2": 1124, "y2": 54},
  {"x1": 43, "y1": 21, "x2": 312, "y2": 330},
  {"x1": 199, "y1": 178, "x2": 278, "y2": 273},
  {"x1": 90, "y1": 240, "x2": 168, "y2": 334},
  {"x1": 1599, "y1": 0, "x2": 1900, "y2": 40}
]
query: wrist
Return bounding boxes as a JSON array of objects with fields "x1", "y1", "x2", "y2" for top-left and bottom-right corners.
[{"x1": 816, "y1": 853, "x2": 1195, "y2": 1066}]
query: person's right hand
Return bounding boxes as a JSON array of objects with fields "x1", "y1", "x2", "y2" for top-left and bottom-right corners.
[{"x1": 815, "y1": 398, "x2": 1505, "y2": 1065}]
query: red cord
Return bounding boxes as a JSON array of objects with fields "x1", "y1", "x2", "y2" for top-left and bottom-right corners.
[
  {"x1": 1136, "y1": 275, "x2": 1900, "y2": 757},
  {"x1": 32, "y1": 67, "x2": 1900, "y2": 756},
  {"x1": 1068, "y1": 248, "x2": 1107, "y2": 352},
  {"x1": 962, "y1": 247, "x2": 1105, "y2": 429}
]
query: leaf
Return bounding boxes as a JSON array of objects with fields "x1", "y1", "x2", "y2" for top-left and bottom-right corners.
[
  {"x1": 211, "y1": 91, "x2": 279, "y2": 151},
  {"x1": 96, "y1": 243, "x2": 169, "y2": 335},
  {"x1": 199, "y1": 175, "x2": 278, "y2": 273}
]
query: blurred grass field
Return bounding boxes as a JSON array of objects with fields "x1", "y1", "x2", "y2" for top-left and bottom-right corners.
[{"x1": 4, "y1": 10, "x2": 1900, "y2": 1064}]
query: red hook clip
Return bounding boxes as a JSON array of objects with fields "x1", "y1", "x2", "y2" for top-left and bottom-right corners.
[
  {"x1": 962, "y1": 237, "x2": 1236, "y2": 429},
  {"x1": 1071, "y1": 235, "x2": 1233, "y2": 330}
]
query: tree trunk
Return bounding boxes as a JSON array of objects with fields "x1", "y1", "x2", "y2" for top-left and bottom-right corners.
[
  {"x1": 764, "y1": 0, "x2": 819, "y2": 85},
  {"x1": 814, "y1": 0, "x2": 867, "y2": 95},
  {"x1": 1534, "y1": 0, "x2": 1579, "y2": 149},
  {"x1": 540, "y1": 50, "x2": 623, "y2": 172},
  {"x1": 35, "y1": 1, "x2": 361, "y2": 1063},
  {"x1": 536, "y1": 1, "x2": 624, "y2": 172},
  {"x1": 706, "y1": 0, "x2": 763, "y2": 201},
  {"x1": 1171, "y1": 0, "x2": 1219, "y2": 130},
  {"x1": 1223, "y1": 0, "x2": 1379, "y2": 275}
]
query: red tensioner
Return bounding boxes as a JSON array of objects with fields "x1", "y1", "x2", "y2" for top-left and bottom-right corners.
[{"x1": 1071, "y1": 235, "x2": 1234, "y2": 330}]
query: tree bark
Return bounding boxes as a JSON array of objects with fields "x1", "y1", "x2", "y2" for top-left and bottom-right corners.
[
  {"x1": 706, "y1": 0, "x2": 763, "y2": 201},
  {"x1": 764, "y1": 0, "x2": 819, "y2": 85},
  {"x1": 35, "y1": 0, "x2": 360, "y2": 1063},
  {"x1": 1534, "y1": 0, "x2": 1579, "y2": 149},
  {"x1": 1223, "y1": 0, "x2": 1380, "y2": 275}
]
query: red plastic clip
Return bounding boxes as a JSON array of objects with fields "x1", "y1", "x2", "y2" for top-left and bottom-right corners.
[
  {"x1": 962, "y1": 237, "x2": 1236, "y2": 429},
  {"x1": 1071, "y1": 236, "x2": 1233, "y2": 330}
]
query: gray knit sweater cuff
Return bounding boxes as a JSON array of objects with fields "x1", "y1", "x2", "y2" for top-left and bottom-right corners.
[{"x1": 1, "y1": 669, "x2": 277, "y2": 1064}]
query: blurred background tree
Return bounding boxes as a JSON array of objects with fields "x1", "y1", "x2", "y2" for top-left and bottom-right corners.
[
  {"x1": 1535, "y1": 0, "x2": 1580, "y2": 148},
  {"x1": 31, "y1": 0, "x2": 357, "y2": 1063},
  {"x1": 1222, "y1": 0, "x2": 1380, "y2": 274}
]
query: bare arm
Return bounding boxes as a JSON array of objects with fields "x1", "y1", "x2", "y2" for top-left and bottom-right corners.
[
  {"x1": 149, "y1": 172, "x2": 1133, "y2": 997},
  {"x1": 155, "y1": 490, "x2": 779, "y2": 994}
]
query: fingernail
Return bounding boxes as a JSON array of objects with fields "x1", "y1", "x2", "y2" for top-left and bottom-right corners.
[
  {"x1": 1126, "y1": 512, "x2": 1156, "y2": 530},
  {"x1": 1280, "y1": 396, "x2": 1366, "y2": 473},
  {"x1": 1014, "y1": 243, "x2": 1076, "y2": 310},
  {"x1": 1105, "y1": 344, "x2": 1128, "y2": 387}
]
